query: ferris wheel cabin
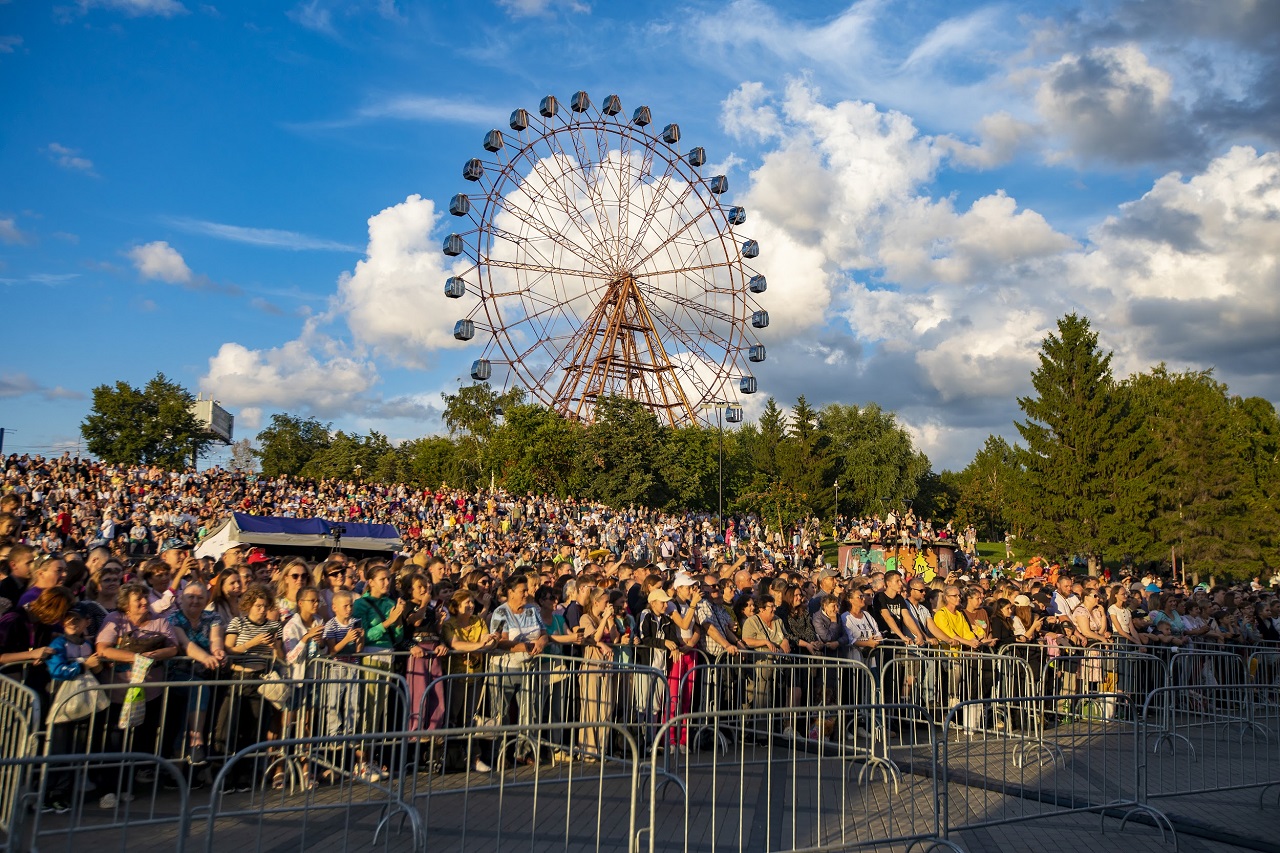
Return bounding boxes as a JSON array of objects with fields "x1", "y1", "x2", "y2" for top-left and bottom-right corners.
[
  {"x1": 444, "y1": 277, "x2": 467, "y2": 299},
  {"x1": 740, "y1": 376, "x2": 758, "y2": 395},
  {"x1": 453, "y1": 319, "x2": 475, "y2": 341}
]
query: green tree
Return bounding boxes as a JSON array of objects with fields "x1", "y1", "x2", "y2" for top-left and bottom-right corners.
[
  {"x1": 820, "y1": 402, "x2": 928, "y2": 517},
  {"x1": 255, "y1": 413, "x2": 332, "y2": 477},
  {"x1": 80, "y1": 372, "x2": 215, "y2": 468},
  {"x1": 1014, "y1": 314, "x2": 1117, "y2": 561},
  {"x1": 584, "y1": 396, "x2": 666, "y2": 507},
  {"x1": 955, "y1": 435, "x2": 1021, "y2": 540}
]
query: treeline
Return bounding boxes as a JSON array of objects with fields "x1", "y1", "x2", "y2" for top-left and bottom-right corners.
[
  {"x1": 943, "y1": 314, "x2": 1280, "y2": 579},
  {"x1": 254, "y1": 389, "x2": 935, "y2": 531}
]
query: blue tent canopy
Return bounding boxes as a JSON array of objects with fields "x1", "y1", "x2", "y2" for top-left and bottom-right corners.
[{"x1": 196, "y1": 512, "x2": 403, "y2": 559}]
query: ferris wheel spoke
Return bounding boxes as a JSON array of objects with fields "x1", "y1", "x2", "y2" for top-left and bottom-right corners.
[
  {"x1": 561, "y1": 122, "x2": 623, "y2": 268},
  {"x1": 485, "y1": 193, "x2": 606, "y2": 272},
  {"x1": 483, "y1": 256, "x2": 611, "y2": 282},
  {"x1": 517, "y1": 135, "x2": 615, "y2": 268},
  {"x1": 619, "y1": 162, "x2": 690, "y2": 269},
  {"x1": 635, "y1": 280, "x2": 737, "y2": 329},
  {"x1": 499, "y1": 147, "x2": 610, "y2": 270}
]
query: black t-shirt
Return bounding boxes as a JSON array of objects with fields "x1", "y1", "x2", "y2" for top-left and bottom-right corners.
[
  {"x1": 0, "y1": 575, "x2": 25, "y2": 606},
  {"x1": 873, "y1": 591, "x2": 907, "y2": 637}
]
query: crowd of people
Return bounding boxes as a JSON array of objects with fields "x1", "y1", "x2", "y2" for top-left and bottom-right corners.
[{"x1": 2, "y1": 452, "x2": 1279, "y2": 811}]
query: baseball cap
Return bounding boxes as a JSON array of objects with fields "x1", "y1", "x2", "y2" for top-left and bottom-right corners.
[
  {"x1": 648, "y1": 588, "x2": 672, "y2": 604},
  {"x1": 673, "y1": 575, "x2": 697, "y2": 589},
  {"x1": 246, "y1": 547, "x2": 270, "y2": 565},
  {"x1": 1013, "y1": 594, "x2": 1032, "y2": 607}
]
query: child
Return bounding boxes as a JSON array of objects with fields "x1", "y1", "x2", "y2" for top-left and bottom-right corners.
[
  {"x1": 44, "y1": 605, "x2": 104, "y2": 813},
  {"x1": 321, "y1": 590, "x2": 374, "y2": 778}
]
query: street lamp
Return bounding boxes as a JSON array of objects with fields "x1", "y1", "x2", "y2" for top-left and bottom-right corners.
[{"x1": 699, "y1": 400, "x2": 735, "y2": 539}]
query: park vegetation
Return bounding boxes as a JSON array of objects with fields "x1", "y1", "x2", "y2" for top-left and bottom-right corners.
[{"x1": 79, "y1": 315, "x2": 1279, "y2": 578}]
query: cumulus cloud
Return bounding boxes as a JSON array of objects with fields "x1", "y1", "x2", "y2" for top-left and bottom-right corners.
[
  {"x1": 936, "y1": 112, "x2": 1039, "y2": 169},
  {"x1": 1076, "y1": 145, "x2": 1280, "y2": 385},
  {"x1": 1033, "y1": 44, "x2": 1204, "y2": 165},
  {"x1": 199, "y1": 320, "x2": 379, "y2": 419},
  {"x1": 128, "y1": 241, "x2": 193, "y2": 284},
  {"x1": 127, "y1": 240, "x2": 240, "y2": 295},
  {"x1": 337, "y1": 194, "x2": 474, "y2": 369}
]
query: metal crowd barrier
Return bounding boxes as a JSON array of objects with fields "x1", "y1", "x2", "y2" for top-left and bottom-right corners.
[
  {"x1": 204, "y1": 730, "x2": 424, "y2": 853},
  {"x1": 642, "y1": 702, "x2": 961, "y2": 853},
  {"x1": 39, "y1": 672, "x2": 410, "y2": 785},
  {"x1": 937, "y1": 694, "x2": 1175, "y2": 845},
  {"x1": 413, "y1": 652, "x2": 668, "y2": 772},
  {"x1": 1140, "y1": 683, "x2": 1280, "y2": 813},
  {"x1": 676, "y1": 651, "x2": 879, "y2": 764},
  {"x1": 401, "y1": 721, "x2": 641, "y2": 853},
  {"x1": 2, "y1": 752, "x2": 191, "y2": 853},
  {"x1": 879, "y1": 647, "x2": 1045, "y2": 764},
  {"x1": 1040, "y1": 646, "x2": 1169, "y2": 718},
  {"x1": 0, "y1": 676, "x2": 40, "y2": 849}
]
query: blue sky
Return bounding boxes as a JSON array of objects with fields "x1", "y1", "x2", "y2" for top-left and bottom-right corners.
[{"x1": 2, "y1": 0, "x2": 1278, "y2": 470}]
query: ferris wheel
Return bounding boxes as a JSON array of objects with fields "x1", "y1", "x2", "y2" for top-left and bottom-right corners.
[{"x1": 443, "y1": 90, "x2": 768, "y2": 427}]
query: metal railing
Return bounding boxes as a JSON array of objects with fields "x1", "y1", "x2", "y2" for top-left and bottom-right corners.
[{"x1": 0, "y1": 677, "x2": 40, "y2": 848}]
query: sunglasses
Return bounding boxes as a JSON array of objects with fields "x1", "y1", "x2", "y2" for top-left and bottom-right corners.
[{"x1": 327, "y1": 570, "x2": 346, "y2": 577}]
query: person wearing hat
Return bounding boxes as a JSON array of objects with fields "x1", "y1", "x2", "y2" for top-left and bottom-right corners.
[
  {"x1": 809, "y1": 568, "x2": 839, "y2": 615},
  {"x1": 1011, "y1": 594, "x2": 1043, "y2": 643},
  {"x1": 635, "y1": 586, "x2": 679, "y2": 745},
  {"x1": 666, "y1": 575, "x2": 702, "y2": 748}
]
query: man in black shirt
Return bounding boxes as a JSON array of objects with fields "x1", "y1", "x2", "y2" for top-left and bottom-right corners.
[{"x1": 873, "y1": 570, "x2": 913, "y2": 644}]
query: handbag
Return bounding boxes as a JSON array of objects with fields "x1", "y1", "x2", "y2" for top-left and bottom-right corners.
[
  {"x1": 50, "y1": 672, "x2": 110, "y2": 723},
  {"x1": 257, "y1": 654, "x2": 288, "y2": 711}
]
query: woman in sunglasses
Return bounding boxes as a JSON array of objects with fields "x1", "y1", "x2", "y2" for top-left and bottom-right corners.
[{"x1": 274, "y1": 557, "x2": 314, "y2": 623}]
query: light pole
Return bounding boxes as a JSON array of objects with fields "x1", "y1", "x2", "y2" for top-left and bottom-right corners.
[
  {"x1": 699, "y1": 400, "x2": 730, "y2": 538},
  {"x1": 834, "y1": 479, "x2": 839, "y2": 521}
]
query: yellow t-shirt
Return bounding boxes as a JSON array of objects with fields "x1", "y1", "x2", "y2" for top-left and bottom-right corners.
[{"x1": 934, "y1": 608, "x2": 975, "y2": 645}]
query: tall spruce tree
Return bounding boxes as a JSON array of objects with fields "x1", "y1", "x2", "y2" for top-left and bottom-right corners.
[{"x1": 1014, "y1": 314, "x2": 1116, "y2": 560}]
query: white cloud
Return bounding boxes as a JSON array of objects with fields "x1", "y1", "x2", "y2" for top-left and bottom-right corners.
[
  {"x1": 355, "y1": 95, "x2": 505, "y2": 125},
  {"x1": 936, "y1": 112, "x2": 1039, "y2": 169},
  {"x1": 1033, "y1": 43, "x2": 1203, "y2": 165},
  {"x1": 0, "y1": 35, "x2": 22, "y2": 53},
  {"x1": 164, "y1": 216, "x2": 358, "y2": 251},
  {"x1": 0, "y1": 373, "x2": 84, "y2": 401},
  {"x1": 337, "y1": 194, "x2": 473, "y2": 368},
  {"x1": 0, "y1": 217, "x2": 30, "y2": 245},
  {"x1": 128, "y1": 240, "x2": 193, "y2": 284},
  {"x1": 200, "y1": 321, "x2": 378, "y2": 419},
  {"x1": 78, "y1": 0, "x2": 187, "y2": 16},
  {"x1": 497, "y1": 0, "x2": 589, "y2": 17},
  {"x1": 45, "y1": 142, "x2": 95, "y2": 175}
]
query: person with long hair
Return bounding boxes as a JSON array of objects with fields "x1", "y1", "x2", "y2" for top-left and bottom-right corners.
[
  {"x1": 207, "y1": 569, "x2": 244, "y2": 626},
  {"x1": 275, "y1": 558, "x2": 313, "y2": 624},
  {"x1": 578, "y1": 587, "x2": 619, "y2": 758}
]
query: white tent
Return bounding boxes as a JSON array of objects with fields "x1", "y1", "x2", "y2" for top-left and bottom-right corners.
[{"x1": 196, "y1": 513, "x2": 402, "y2": 559}]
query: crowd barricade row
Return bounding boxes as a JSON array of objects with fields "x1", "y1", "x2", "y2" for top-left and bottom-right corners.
[
  {"x1": 641, "y1": 702, "x2": 962, "y2": 853},
  {"x1": 937, "y1": 693, "x2": 1176, "y2": 846}
]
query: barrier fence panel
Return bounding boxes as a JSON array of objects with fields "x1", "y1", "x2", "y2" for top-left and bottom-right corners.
[
  {"x1": 38, "y1": 672, "x2": 410, "y2": 798},
  {"x1": 0, "y1": 676, "x2": 40, "y2": 850},
  {"x1": 643, "y1": 703, "x2": 958, "y2": 853},
  {"x1": 203, "y1": 731, "x2": 424, "y2": 853},
  {"x1": 879, "y1": 648, "x2": 1045, "y2": 761},
  {"x1": 402, "y1": 721, "x2": 640, "y2": 853},
  {"x1": 1040, "y1": 648, "x2": 1169, "y2": 718},
  {"x1": 1247, "y1": 650, "x2": 1280, "y2": 696},
  {"x1": 938, "y1": 694, "x2": 1174, "y2": 844},
  {"x1": 2, "y1": 752, "x2": 190, "y2": 853},
  {"x1": 411, "y1": 653, "x2": 667, "y2": 772},
  {"x1": 1141, "y1": 683, "x2": 1280, "y2": 805},
  {"x1": 677, "y1": 652, "x2": 879, "y2": 761}
]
